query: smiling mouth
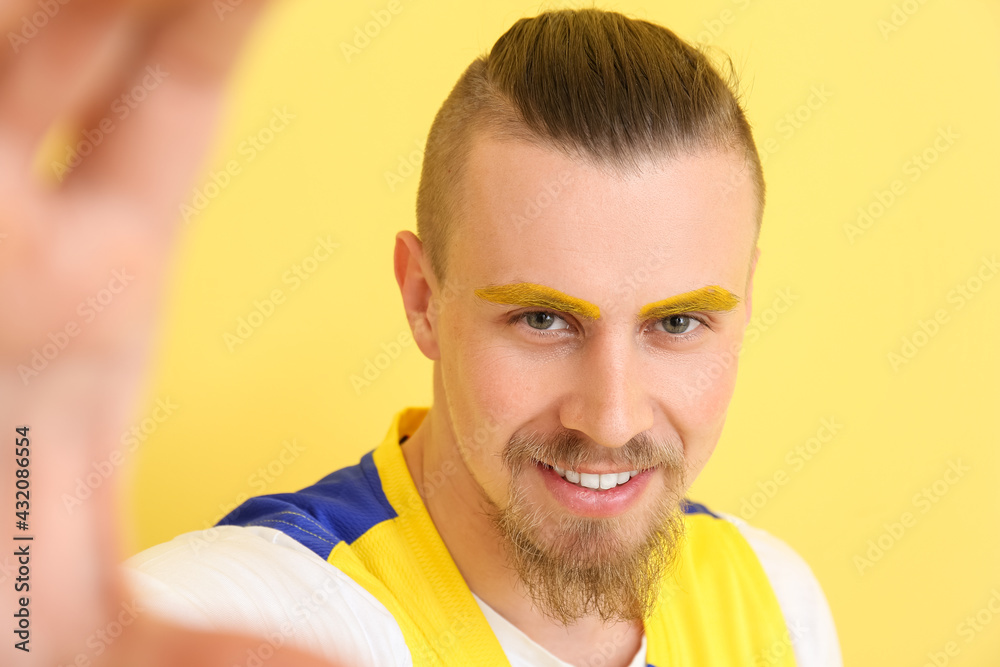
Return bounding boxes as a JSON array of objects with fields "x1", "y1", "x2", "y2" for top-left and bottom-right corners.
[{"x1": 537, "y1": 461, "x2": 642, "y2": 491}]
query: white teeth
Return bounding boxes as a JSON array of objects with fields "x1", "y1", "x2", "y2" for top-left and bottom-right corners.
[{"x1": 544, "y1": 461, "x2": 642, "y2": 491}]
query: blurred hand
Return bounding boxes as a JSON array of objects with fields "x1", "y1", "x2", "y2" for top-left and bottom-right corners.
[{"x1": 0, "y1": 1, "x2": 340, "y2": 664}]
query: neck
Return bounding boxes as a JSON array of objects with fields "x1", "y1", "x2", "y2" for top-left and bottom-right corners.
[{"x1": 400, "y1": 377, "x2": 643, "y2": 666}]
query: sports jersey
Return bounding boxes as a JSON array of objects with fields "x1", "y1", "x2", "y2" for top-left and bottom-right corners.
[{"x1": 122, "y1": 406, "x2": 842, "y2": 666}]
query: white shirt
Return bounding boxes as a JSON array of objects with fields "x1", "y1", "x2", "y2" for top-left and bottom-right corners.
[
  {"x1": 471, "y1": 591, "x2": 648, "y2": 667},
  {"x1": 121, "y1": 513, "x2": 841, "y2": 666}
]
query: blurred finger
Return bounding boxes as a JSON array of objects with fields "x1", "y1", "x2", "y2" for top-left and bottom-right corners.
[
  {"x1": 111, "y1": 616, "x2": 345, "y2": 667},
  {"x1": 63, "y1": 0, "x2": 275, "y2": 216},
  {"x1": 0, "y1": 1, "x2": 139, "y2": 182}
]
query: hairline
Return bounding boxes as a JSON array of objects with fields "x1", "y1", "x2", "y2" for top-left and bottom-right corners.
[{"x1": 433, "y1": 121, "x2": 764, "y2": 290}]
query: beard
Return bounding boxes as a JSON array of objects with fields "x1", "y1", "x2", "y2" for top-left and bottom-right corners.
[{"x1": 483, "y1": 428, "x2": 688, "y2": 626}]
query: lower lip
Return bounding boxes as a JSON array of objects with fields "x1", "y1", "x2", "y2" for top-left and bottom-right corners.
[{"x1": 537, "y1": 462, "x2": 654, "y2": 518}]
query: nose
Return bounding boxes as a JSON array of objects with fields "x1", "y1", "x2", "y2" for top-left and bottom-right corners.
[{"x1": 558, "y1": 330, "x2": 655, "y2": 449}]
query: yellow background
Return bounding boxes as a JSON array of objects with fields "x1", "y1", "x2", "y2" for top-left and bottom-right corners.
[{"x1": 122, "y1": 1, "x2": 1000, "y2": 665}]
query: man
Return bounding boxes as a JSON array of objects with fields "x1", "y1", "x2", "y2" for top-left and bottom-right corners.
[{"x1": 121, "y1": 8, "x2": 842, "y2": 667}]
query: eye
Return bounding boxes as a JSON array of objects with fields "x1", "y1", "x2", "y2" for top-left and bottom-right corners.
[
  {"x1": 655, "y1": 314, "x2": 703, "y2": 335},
  {"x1": 519, "y1": 310, "x2": 571, "y2": 331}
]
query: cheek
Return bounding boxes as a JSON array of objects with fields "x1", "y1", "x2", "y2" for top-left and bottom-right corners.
[
  {"x1": 444, "y1": 319, "x2": 542, "y2": 424},
  {"x1": 670, "y1": 342, "x2": 741, "y2": 417},
  {"x1": 661, "y1": 343, "x2": 741, "y2": 475},
  {"x1": 438, "y1": 322, "x2": 523, "y2": 503}
]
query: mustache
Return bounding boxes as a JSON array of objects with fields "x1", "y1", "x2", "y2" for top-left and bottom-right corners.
[{"x1": 501, "y1": 428, "x2": 686, "y2": 475}]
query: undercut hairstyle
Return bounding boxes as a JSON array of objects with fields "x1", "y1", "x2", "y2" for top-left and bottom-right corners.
[{"x1": 416, "y1": 7, "x2": 765, "y2": 284}]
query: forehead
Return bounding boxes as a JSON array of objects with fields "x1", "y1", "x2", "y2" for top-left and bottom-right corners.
[{"x1": 450, "y1": 134, "x2": 757, "y2": 301}]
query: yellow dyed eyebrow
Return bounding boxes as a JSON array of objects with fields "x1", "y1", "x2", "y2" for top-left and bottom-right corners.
[
  {"x1": 474, "y1": 282, "x2": 601, "y2": 320},
  {"x1": 637, "y1": 285, "x2": 740, "y2": 321},
  {"x1": 474, "y1": 282, "x2": 740, "y2": 323}
]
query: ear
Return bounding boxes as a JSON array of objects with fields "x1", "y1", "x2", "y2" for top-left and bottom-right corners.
[
  {"x1": 745, "y1": 245, "x2": 760, "y2": 325},
  {"x1": 394, "y1": 230, "x2": 441, "y2": 360}
]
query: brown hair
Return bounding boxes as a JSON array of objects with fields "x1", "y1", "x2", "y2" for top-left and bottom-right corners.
[{"x1": 416, "y1": 8, "x2": 764, "y2": 283}]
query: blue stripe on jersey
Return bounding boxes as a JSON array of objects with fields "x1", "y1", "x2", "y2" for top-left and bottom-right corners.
[
  {"x1": 680, "y1": 498, "x2": 720, "y2": 518},
  {"x1": 215, "y1": 449, "x2": 396, "y2": 560},
  {"x1": 215, "y1": 443, "x2": 719, "y2": 561}
]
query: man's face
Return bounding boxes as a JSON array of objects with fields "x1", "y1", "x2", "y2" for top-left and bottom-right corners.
[{"x1": 426, "y1": 133, "x2": 758, "y2": 623}]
